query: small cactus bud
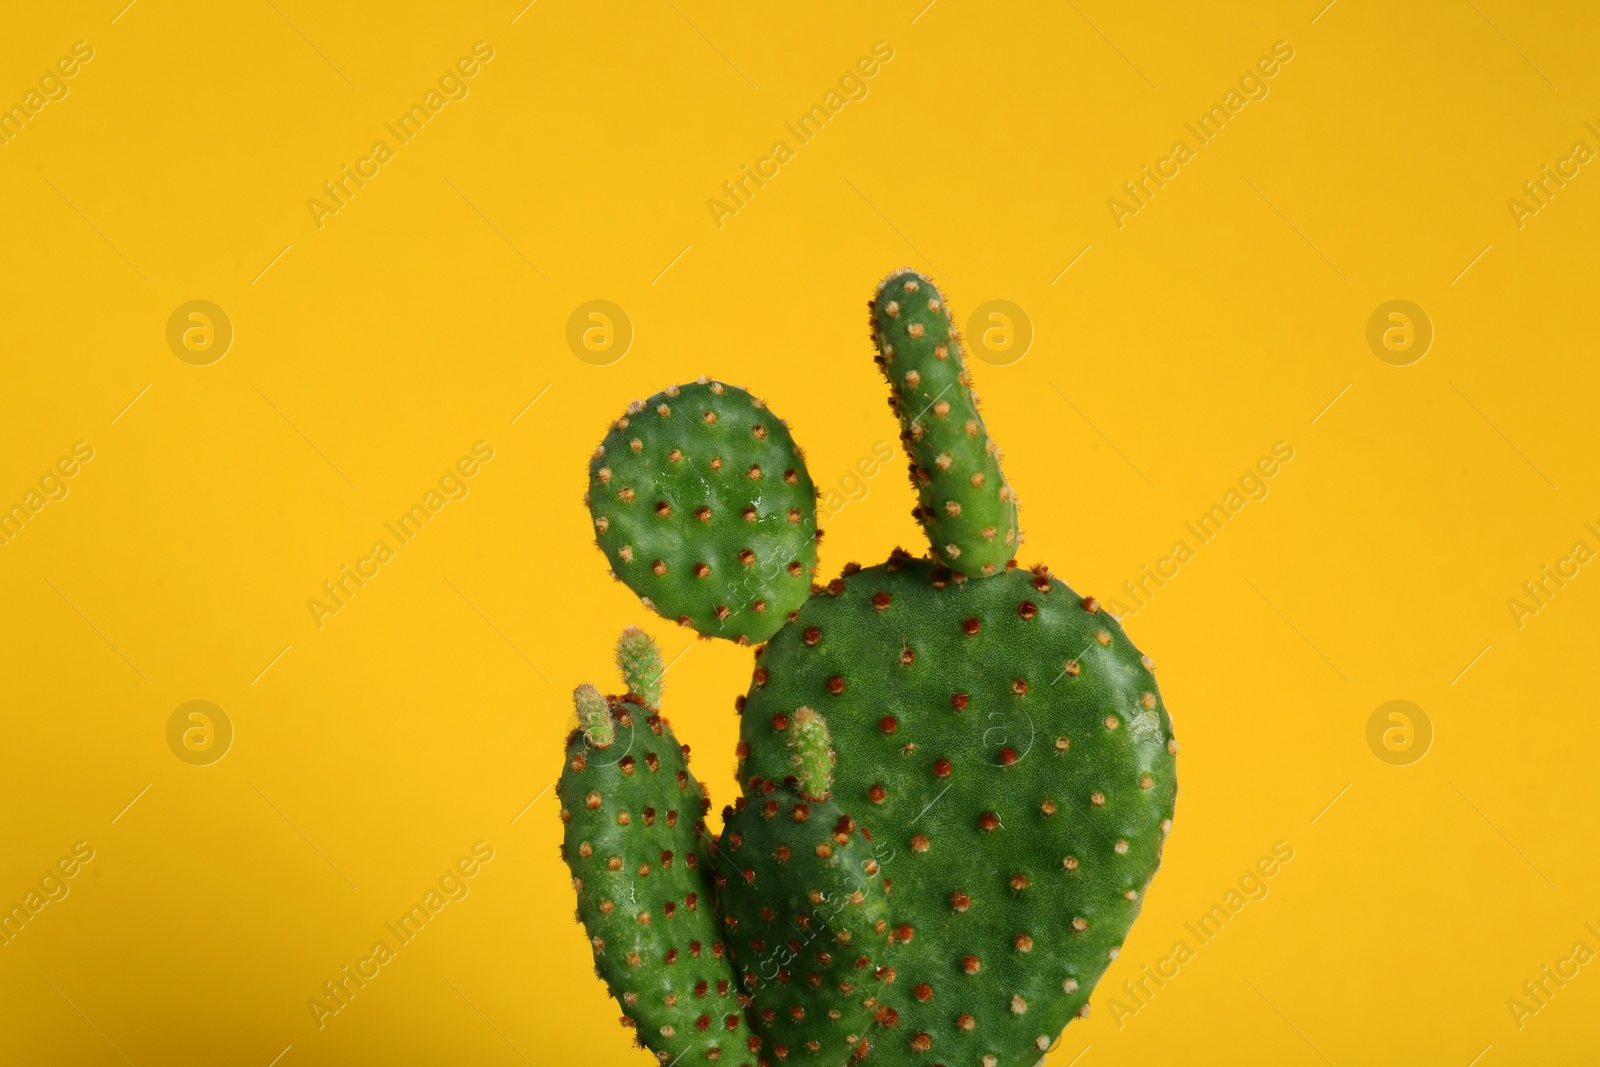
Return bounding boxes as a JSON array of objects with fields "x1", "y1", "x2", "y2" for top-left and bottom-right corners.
[
  {"x1": 615, "y1": 626, "x2": 664, "y2": 709},
  {"x1": 574, "y1": 684, "x2": 613, "y2": 749}
]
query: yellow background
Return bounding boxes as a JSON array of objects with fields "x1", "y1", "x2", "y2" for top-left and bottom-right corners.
[{"x1": 2, "y1": 1, "x2": 1597, "y2": 1064}]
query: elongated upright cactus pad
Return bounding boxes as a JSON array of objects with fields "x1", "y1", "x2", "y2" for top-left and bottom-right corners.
[
  {"x1": 870, "y1": 270, "x2": 1019, "y2": 577},
  {"x1": 559, "y1": 273, "x2": 1178, "y2": 1067},
  {"x1": 588, "y1": 380, "x2": 819, "y2": 644}
]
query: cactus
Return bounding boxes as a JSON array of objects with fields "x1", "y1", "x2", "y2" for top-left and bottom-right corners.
[
  {"x1": 871, "y1": 269, "x2": 1019, "y2": 576},
  {"x1": 587, "y1": 379, "x2": 819, "y2": 644},
  {"x1": 562, "y1": 270, "x2": 1178, "y2": 1067},
  {"x1": 557, "y1": 650, "x2": 752, "y2": 1065},
  {"x1": 713, "y1": 709, "x2": 893, "y2": 1064},
  {"x1": 738, "y1": 556, "x2": 1175, "y2": 1064},
  {"x1": 616, "y1": 625, "x2": 666, "y2": 709}
]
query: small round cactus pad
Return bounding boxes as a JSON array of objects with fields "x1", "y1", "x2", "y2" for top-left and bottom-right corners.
[{"x1": 588, "y1": 380, "x2": 818, "y2": 644}]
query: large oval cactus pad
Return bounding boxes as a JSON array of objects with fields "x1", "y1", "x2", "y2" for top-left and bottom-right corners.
[{"x1": 738, "y1": 557, "x2": 1177, "y2": 1067}]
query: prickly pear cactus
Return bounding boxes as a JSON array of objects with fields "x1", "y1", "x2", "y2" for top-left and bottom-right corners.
[
  {"x1": 714, "y1": 709, "x2": 893, "y2": 1064},
  {"x1": 871, "y1": 269, "x2": 1019, "y2": 576},
  {"x1": 587, "y1": 380, "x2": 819, "y2": 644},
  {"x1": 559, "y1": 270, "x2": 1179, "y2": 1067},
  {"x1": 557, "y1": 646, "x2": 752, "y2": 1065},
  {"x1": 616, "y1": 625, "x2": 665, "y2": 709},
  {"x1": 739, "y1": 556, "x2": 1176, "y2": 1064}
]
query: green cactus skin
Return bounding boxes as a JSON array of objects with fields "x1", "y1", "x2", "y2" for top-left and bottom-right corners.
[
  {"x1": 617, "y1": 626, "x2": 666, "y2": 709},
  {"x1": 587, "y1": 380, "x2": 819, "y2": 644},
  {"x1": 558, "y1": 695, "x2": 754, "y2": 1066},
  {"x1": 869, "y1": 270, "x2": 1019, "y2": 577},
  {"x1": 737, "y1": 556, "x2": 1177, "y2": 1067},
  {"x1": 712, "y1": 711, "x2": 893, "y2": 1065}
]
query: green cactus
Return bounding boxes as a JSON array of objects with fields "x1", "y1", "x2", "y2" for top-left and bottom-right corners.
[
  {"x1": 870, "y1": 269, "x2": 1019, "y2": 576},
  {"x1": 557, "y1": 649, "x2": 753, "y2": 1065},
  {"x1": 738, "y1": 556, "x2": 1175, "y2": 1064},
  {"x1": 563, "y1": 271, "x2": 1178, "y2": 1067},
  {"x1": 616, "y1": 625, "x2": 665, "y2": 709},
  {"x1": 587, "y1": 379, "x2": 819, "y2": 644},
  {"x1": 713, "y1": 709, "x2": 894, "y2": 1064}
]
